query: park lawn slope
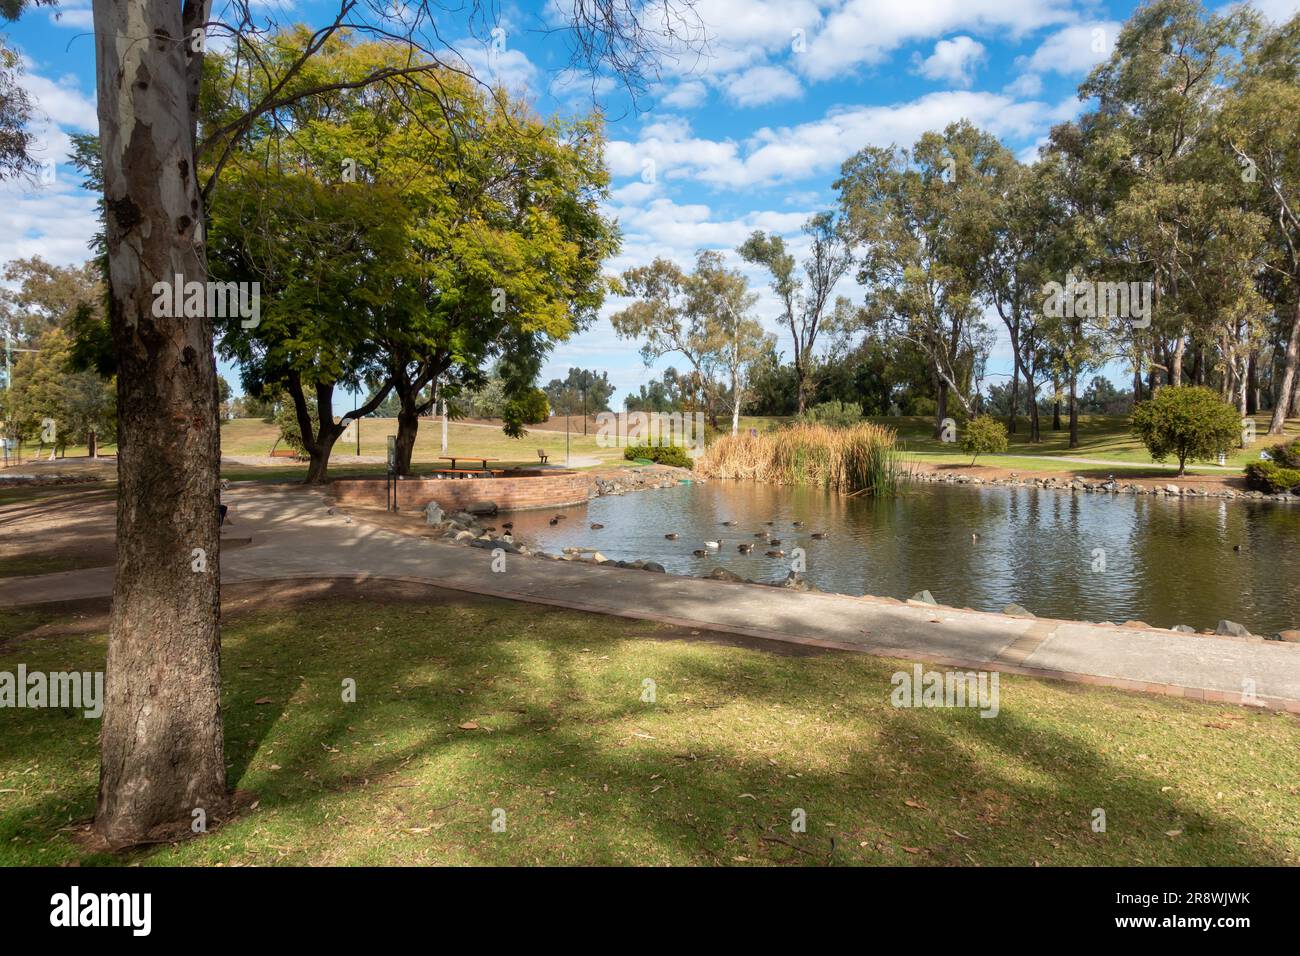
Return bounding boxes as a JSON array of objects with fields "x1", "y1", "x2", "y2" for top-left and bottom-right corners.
[{"x1": 0, "y1": 580, "x2": 1296, "y2": 866}]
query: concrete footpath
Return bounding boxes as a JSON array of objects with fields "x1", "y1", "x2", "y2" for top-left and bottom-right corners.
[{"x1": 3, "y1": 486, "x2": 1298, "y2": 712}]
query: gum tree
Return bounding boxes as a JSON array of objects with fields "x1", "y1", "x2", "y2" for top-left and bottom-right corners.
[{"x1": 50, "y1": 0, "x2": 700, "y2": 846}]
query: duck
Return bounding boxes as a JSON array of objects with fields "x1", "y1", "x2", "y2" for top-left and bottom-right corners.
[
  {"x1": 549, "y1": 517, "x2": 559, "y2": 526},
  {"x1": 692, "y1": 548, "x2": 708, "y2": 557},
  {"x1": 738, "y1": 543, "x2": 754, "y2": 553},
  {"x1": 811, "y1": 532, "x2": 828, "y2": 540},
  {"x1": 502, "y1": 522, "x2": 513, "y2": 531},
  {"x1": 1233, "y1": 544, "x2": 1242, "y2": 552},
  {"x1": 754, "y1": 531, "x2": 768, "y2": 538},
  {"x1": 591, "y1": 523, "x2": 604, "y2": 530},
  {"x1": 765, "y1": 549, "x2": 785, "y2": 558},
  {"x1": 704, "y1": 540, "x2": 723, "y2": 549},
  {"x1": 721, "y1": 520, "x2": 735, "y2": 526},
  {"x1": 765, "y1": 521, "x2": 776, "y2": 526},
  {"x1": 665, "y1": 532, "x2": 679, "y2": 540},
  {"x1": 768, "y1": 538, "x2": 781, "y2": 547},
  {"x1": 792, "y1": 521, "x2": 804, "y2": 527},
  {"x1": 971, "y1": 533, "x2": 979, "y2": 543}
]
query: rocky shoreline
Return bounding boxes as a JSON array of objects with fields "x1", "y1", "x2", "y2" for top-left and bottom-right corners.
[{"x1": 906, "y1": 468, "x2": 1299, "y2": 502}]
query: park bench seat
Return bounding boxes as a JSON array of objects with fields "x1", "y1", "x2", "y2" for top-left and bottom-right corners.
[{"x1": 537, "y1": 449, "x2": 549, "y2": 464}]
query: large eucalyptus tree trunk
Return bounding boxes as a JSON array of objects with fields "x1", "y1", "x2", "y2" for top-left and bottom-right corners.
[
  {"x1": 92, "y1": 0, "x2": 227, "y2": 846},
  {"x1": 1268, "y1": 299, "x2": 1300, "y2": 435}
]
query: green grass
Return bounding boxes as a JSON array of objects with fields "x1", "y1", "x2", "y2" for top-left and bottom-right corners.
[
  {"x1": 218, "y1": 417, "x2": 624, "y2": 469},
  {"x1": 2, "y1": 586, "x2": 1296, "y2": 866},
  {"x1": 874, "y1": 413, "x2": 1300, "y2": 472}
]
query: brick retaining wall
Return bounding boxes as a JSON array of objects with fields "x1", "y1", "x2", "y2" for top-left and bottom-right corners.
[{"x1": 330, "y1": 471, "x2": 592, "y2": 513}]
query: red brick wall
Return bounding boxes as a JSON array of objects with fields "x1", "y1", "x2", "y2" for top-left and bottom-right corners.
[{"x1": 330, "y1": 471, "x2": 593, "y2": 512}]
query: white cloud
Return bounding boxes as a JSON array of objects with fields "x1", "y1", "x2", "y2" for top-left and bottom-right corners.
[
  {"x1": 17, "y1": 63, "x2": 98, "y2": 131},
  {"x1": 1229, "y1": 0, "x2": 1300, "y2": 23},
  {"x1": 659, "y1": 80, "x2": 709, "y2": 110},
  {"x1": 48, "y1": 8, "x2": 94, "y2": 28},
  {"x1": 609, "y1": 91, "x2": 1065, "y2": 190},
  {"x1": 456, "y1": 42, "x2": 538, "y2": 95},
  {"x1": 913, "y1": 36, "x2": 986, "y2": 87},
  {"x1": 799, "y1": 0, "x2": 1075, "y2": 81},
  {"x1": 723, "y1": 66, "x2": 802, "y2": 107},
  {"x1": 1022, "y1": 21, "x2": 1121, "y2": 75}
]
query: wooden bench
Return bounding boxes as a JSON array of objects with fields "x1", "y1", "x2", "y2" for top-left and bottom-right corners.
[
  {"x1": 427, "y1": 468, "x2": 506, "y2": 479},
  {"x1": 537, "y1": 449, "x2": 549, "y2": 464},
  {"x1": 437, "y1": 456, "x2": 499, "y2": 471},
  {"x1": 269, "y1": 448, "x2": 304, "y2": 460}
]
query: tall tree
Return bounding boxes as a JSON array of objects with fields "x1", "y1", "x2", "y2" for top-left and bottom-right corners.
[
  {"x1": 738, "y1": 213, "x2": 851, "y2": 414},
  {"x1": 79, "y1": 0, "x2": 697, "y2": 845}
]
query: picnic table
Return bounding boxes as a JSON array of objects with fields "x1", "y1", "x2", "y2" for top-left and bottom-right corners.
[{"x1": 437, "y1": 456, "x2": 499, "y2": 471}]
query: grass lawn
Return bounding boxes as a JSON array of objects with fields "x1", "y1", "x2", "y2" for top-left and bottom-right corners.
[
  {"x1": 218, "y1": 417, "x2": 625, "y2": 469},
  {"x1": 876, "y1": 412, "x2": 1300, "y2": 473},
  {"x1": 2, "y1": 580, "x2": 1295, "y2": 866}
]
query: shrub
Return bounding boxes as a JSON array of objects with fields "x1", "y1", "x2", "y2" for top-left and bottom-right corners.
[
  {"x1": 1265, "y1": 437, "x2": 1300, "y2": 469},
  {"x1": 960, "y1": 414, "x2": 1009, "y2": 464},
  {"x1": 624, "y1": 444, "x2": 693, "y2": 469},
  {"x1": 1130, "y1": 386, "x2": 1241, "y2": 475},
  {"x1": 795, "y1": 400, "x2": 863, "y2": 428},
  {"x1": 1244, "y1": 461, "x2": 1300, "y2": 494}
]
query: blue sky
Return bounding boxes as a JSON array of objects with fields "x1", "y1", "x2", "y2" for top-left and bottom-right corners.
[{"x1": 3, "y1": 0, "x2": 1297, "y2": 407}]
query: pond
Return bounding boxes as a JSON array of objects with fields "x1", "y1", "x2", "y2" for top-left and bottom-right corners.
[{"x1": 505, "y1": 479, "x2": 1300, "y2": 635}]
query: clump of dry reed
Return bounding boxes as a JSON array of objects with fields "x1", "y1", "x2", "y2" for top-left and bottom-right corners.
[{"x1": 696, "y1": 422, "x2": 901, "y2": 495}]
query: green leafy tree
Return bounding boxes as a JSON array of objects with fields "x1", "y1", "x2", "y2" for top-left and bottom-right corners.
[
  {"x1": 960, "y1": 414, "x2": 1009, "y2": 464},
  {"x1": 1131, "y1": 385, "x2": 1242, "y2": 474}
]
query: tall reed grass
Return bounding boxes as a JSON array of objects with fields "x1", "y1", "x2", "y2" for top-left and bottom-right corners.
[{"x1": 696, "y1": 422, "x2": 902, "y2": 496}]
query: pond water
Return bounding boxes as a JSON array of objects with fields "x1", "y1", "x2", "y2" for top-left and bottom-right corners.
[{"x1": 505, "y1": 479, "x2": 1300, "y2": 635}]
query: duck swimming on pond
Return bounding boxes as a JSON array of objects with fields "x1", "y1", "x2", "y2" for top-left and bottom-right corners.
[
  {"x1": 754, "y1": 531, "x2": 768, "y2": 538},
  {"x1": 665, "y1": 532, "x2": 679, "y2": 540},
  {"x1": 811, "y1": 532, "x2": 828, "y2": 540},
  {"x1": 704, "y1": 539, "x2": 722, "y2": 549},
  {"x1": 738, "y1": 543, "x2": 754, "y2": 553},
  {"x1": 549, "y1": 517, "x2": 559, "y2": 526},
  {"x1": 768, "y1": 538, "x2": 781, "y2": 546},
  {"x1": 591, "y1": 523, "x2": 604, "y2": 530},
  {"x1": 765, "y1": 549, "x2": 785, "y2": 557},
  {"x1": 692, "y1": 549, "x2": 707, "y2": 557}
]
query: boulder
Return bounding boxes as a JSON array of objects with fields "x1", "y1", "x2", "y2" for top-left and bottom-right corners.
[
  {"x1": 1003, "y1": 603, "x2": 1035, "y2": 618},
  {"x1": 466, "y1": 501, "x2": 499, "y2": 516},
  {"x1": 1165, "y1": 484, "x2": 1181, "y2": 496},
  {"x1": 453, "y1": 530, "x2": 476, "y2": 542},
  {"x1": 1171, "y1": 624, "x2": 1196, "y2": 633},
  {"x1": 1215, "y1": 619, "x2": 1251, "y2": 638},
  {"x1": 910, "y1": 589, "x2": 938, "y2": 605},
  {"x1": 705, "y1": 567, "x2": 746, "y2": 583},
  {"x1": 642, "y1": 562, "x2": 666, "y2": 573}
]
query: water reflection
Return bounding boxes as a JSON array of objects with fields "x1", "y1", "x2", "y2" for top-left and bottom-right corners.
[{"x1": 505, "y1": 480, "x2": 1300, "y2": 634}]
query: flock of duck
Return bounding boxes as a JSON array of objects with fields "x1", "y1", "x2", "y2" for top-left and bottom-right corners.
[{"x1": 536, "y1": 513, "x2": 831, "y2": 559}]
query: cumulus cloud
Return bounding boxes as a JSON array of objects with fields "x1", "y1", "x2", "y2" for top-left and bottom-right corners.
[
  {"x1": 609, "y1": 91, "x2": 1066, "y2": 190},
  {"x1": 799, "y1": 0, "x2": 1075, "y2": 81},
  {"x1": 1021, "y1": 21, "x2": 1121, "y2": 75},
  {"x1": 913, "y1": 36, "x2": 986, "y2": 86},
  {"x1": 722, "y1": 65, "x2": 802, "y2": 107}
]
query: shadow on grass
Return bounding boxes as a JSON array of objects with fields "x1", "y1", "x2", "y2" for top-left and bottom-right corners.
[{"x1": 1, "y1": 580, "x2": 1294, "y2": 866}]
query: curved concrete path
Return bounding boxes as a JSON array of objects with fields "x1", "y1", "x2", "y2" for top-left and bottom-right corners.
[{"x1": 3, "y1": 485, "x2": 1298, "y2": 712}]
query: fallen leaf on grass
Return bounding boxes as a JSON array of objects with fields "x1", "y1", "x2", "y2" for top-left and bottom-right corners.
[
  {"x1": 254, "y1": 697, "x2": 273, "y2": 705},
  {"x1": 904, "y1": 799, "x2": 928, "y2": 810},
  {"x1": 457, "y1": 721, "x2": 480, "y2": 730}
]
